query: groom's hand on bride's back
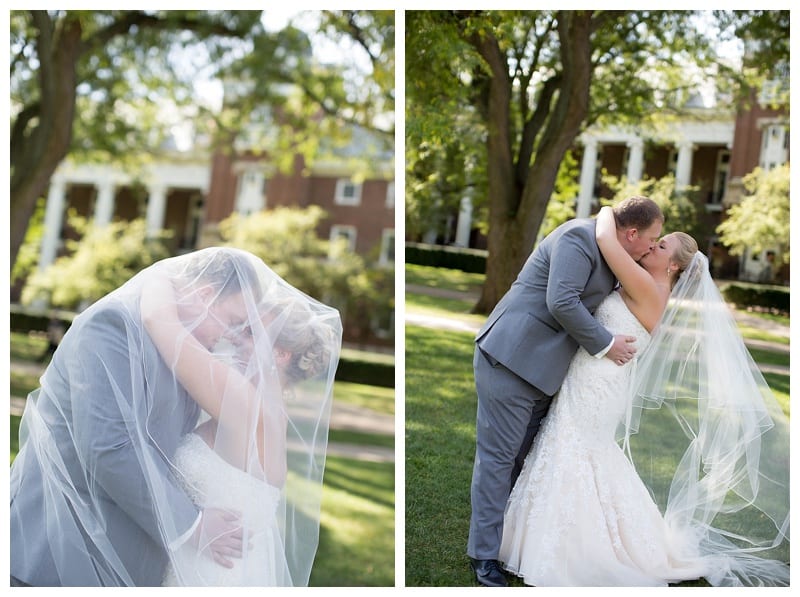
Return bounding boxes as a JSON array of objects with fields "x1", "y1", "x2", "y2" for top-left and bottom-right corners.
[
  {"x1": 193, "y1": 507, "x2": 244, "y2": 568},
  {"x1": 606, "y1": 335, "x2": 637, "y2": 366}
]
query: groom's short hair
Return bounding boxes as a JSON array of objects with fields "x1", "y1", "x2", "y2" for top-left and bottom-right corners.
[
  {"x1": 613, "y1": 196, "x2": 664, "y2": 230},
  {"x1": 179, "y1": 248, "x2": 263, "y2": 302}
]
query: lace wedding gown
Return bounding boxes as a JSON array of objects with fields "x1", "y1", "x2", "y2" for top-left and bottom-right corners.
[
  {"x1": 162, "y1": 433, "x2": 292, "y2": 586},
  {"x1": 499, "y1": 291, "x2": 709, "y2": 586}
]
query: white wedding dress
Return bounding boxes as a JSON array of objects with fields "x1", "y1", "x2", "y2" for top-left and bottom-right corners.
[
  {"x1": 162, "y1": 433, "x2": 292, "y2": 586},
  {"x1": 499, "y1": 291, "x2": 709, "y2": 586}
]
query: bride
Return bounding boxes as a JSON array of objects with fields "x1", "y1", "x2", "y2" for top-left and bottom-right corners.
[
  {"x1": 499, "y1": 206, "x2": 789, "y2": 586},
  {"x1": 140, "y1": 252, "x2": 342, "y2": 586}
]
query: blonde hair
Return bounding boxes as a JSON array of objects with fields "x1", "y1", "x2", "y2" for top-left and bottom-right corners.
[
  {"x1": 263, "y1": 298, "x2": 336, "y2": 385},
  {"x1": 668, "y1": 232, "x2": 699, "y2": 290}
]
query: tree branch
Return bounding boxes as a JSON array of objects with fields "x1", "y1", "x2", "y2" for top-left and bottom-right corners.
[{"x1": 80, "y1": 11, "x2": 254, "y2": 56}]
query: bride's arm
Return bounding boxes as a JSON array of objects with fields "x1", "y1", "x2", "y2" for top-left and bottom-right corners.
[
  {"x1": 595, "y1": 206, "x2": 658, "y2": 305},
  {"x1": 141, "y1": 276, "x2": 286, "y2": 484}
]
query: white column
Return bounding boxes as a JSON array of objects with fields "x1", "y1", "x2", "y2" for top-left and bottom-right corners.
[
  {"x1": 38, "y1": 177, "x2": 67, "y2": 270},
  {"x1": 454, "y1": 195, "x2": 473, "y2": 247},
  {"x1": 145, "y1": 183, "x2": 168, "y2": 238},
  {"x1": 93, "y1": 178, "x2": 115, "y2": 227},
  {"x1": 626, "y1": 137, "x2": 644, "y2": 183},
  {"x1": 675, "y1": 140, "x2": 695, "y2": 190},
  {"x1": 576, "y1": 138, "x2": 599, "y2": 218}
]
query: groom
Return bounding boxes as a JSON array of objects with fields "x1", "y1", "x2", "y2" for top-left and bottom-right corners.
[
  {"x1": 468, "y1": 196, "x2": 664, "y2": 586},
  {"x1": 10, "y1": 249, "x2": 260, "y2": 586}
]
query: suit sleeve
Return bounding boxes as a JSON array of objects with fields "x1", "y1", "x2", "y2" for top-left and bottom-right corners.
[
  {"x1": 69, "y1": 308, "x2": 198, "y2": 547},
  {"x1": 545, "y1": 226, "x2": 614, "y2": 355}
]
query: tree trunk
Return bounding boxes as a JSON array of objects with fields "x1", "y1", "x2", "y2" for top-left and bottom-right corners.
[
  {"x1": 10, "y1": 16, "x2": 82, "y2": 270},
  {"x1": 474, "y1": 11, "x2": 593, "y2": 314}
]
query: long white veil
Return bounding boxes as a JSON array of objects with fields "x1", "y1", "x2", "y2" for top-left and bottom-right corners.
[
  {"x1": 11, "y1": 247, "x2": 342, "y2": 586},
  {"x1": 619, "y1": 252, "x2": 789, "y2": 586}
]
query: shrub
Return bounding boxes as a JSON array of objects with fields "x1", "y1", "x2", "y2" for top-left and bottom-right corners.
[
  {"x1": 21, "y1": 217, "x2": 171, "y2": 309},
  {"x1": 720, "y1": 282, "x2": 790, "y2": 315},
  {"x1": 405, "y1": 242, "x2": 487, "y2": 273}
]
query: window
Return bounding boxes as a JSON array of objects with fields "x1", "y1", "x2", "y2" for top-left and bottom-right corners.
[
  {"x1": 235, "y1": 169, "x2": 266, "y2": 214},
  {"x1": 707, "y1": 150, "x2": 730, "y2": 210},
  {"x1": 385, "y1": 181, "x2": 395, "y2": 209},
  {"x1": 334, "y1": 179, "x2": 362, "y2": 206},
  {"x1": 759, "y1": 124, "x2": 788, "y2": 171},
  {"x1": 329, "y1": 225, "x2": 357, "y2": 253},
  {"x1": 379, "y1": 229, "x2": 395, "y2": 266}
]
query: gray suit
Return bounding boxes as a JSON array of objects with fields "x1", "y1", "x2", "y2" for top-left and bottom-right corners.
[
  {"x1": 10, "y1": 301, "x2": 200, "y2": 586},
  {"x1": 468, "y1": 218, "x2": 615, "y2": 560}
]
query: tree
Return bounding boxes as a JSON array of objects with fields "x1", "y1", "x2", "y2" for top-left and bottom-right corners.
[
  {"x1": 10, "y1": 11, "x2": 260, "y2": 269},
  {"x1": 218, "y1": 206, "x2": 393, "y2": 343},
  {"x1": 716, "y1": 165, "x2": 790, "y2": 264},
  {"x1": 10, "y1": 10, "x2": 394, "y2": 270},
  {"x1": 407, "y1": 10, "x2": 750, "y2": 313}
]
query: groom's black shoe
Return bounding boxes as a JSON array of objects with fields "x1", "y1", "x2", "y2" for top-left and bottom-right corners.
[{"x1": 470, "y1": 558, "x2": 508, "y2": 587}]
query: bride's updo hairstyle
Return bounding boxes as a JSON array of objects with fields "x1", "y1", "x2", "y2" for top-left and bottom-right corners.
[
  {"x1": 668, "y1": 232, "x2": 699, "y2": 290},
  {"x1": 263, "y1": 298, "x2": 337, "y2": 386}
]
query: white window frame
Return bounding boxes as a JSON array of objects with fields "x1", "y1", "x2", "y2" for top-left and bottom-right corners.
[
  {"x1": 329, "y1": 224, "x2": 357, "y2": 254},
  {"x1": 334, "y1": 179, "x2": 362, "y2": 206},
  {"x1": 379, "y1": 228, "x2": 395, "y2": 266},
  {"x1": 385, "y1": 181, "x2": 395, "y2": 209}
]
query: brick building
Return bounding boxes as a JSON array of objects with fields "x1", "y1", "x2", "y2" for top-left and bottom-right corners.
[{"x1": 24, "y1": 128, "x2": 395, "y2": 346}]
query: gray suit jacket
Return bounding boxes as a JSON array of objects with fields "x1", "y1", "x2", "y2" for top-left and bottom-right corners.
[
  {"x1": 10, "y1": 301, "x2": 200, "y2": 586},
  {"x1": 476, "y1": 218, "x2": 615, "y2": 396}
]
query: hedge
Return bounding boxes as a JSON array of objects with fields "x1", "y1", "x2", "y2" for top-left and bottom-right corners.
[
  {"x1": 405, "y1": 242, "x2": 487, "y2": 273},
  {"x1": 720, "y1": 282, "x2": 790, "y2": 315},
  {"x1": 10, "y1": 305, "x2": 395, "y2": 388}
]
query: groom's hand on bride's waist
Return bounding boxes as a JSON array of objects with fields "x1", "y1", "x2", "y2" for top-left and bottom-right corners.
[
  {"x1": 193, "y1": 507, "x2": 245, "y2": 568},
  {"x1": 606, "y1": 334, "x2": 637, "y2": 366}
]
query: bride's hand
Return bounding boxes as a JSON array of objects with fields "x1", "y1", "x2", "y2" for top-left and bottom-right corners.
[{"x1": 193, "y1": 507, "x2": 244, "y2": 568}]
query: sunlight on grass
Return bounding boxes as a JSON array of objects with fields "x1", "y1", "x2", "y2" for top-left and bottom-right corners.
[
  {"x1": 334, "y1": 380, "x2": 394, "y2": 416},
  {"x1": 738, "y1": 326, "x2": 790, "y2": 346},
  {"x1": 311, "y1": 455, "x2": 394, "y2": 586},
  {"x1": 406, "y1": 263, "x2": 485, "y2": 294}
]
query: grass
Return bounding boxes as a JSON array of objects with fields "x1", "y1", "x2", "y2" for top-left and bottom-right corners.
[
  {"x1": 737, "y1": 325, "x2": 789, "y2": 346},
  {"x1": 334, "y1": 381, "x2": 395, "y2": 416},
  {"x1": 747, "y1": 347, "x2": 789, "y2": 368},
  {"x1": 406, "y1": 263, "x2": 485, "y2": 295},
  {"x1": 405, "y1": 325, "x2": 478, "y2": 586},
  {"x1": 10, "y1": 330, "x2": 49, "y2": 361},
  {"x1": 329, "y1": 428, "x2": 395, "y2": 449},
  {"x1": 310, "y1": 454, "x2": 395, "y2": 586}
]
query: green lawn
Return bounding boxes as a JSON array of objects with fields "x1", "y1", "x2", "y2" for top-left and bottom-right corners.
[
  {"x1": 406, "y1": 263, "x2": 485, "y2": 295},
  {"x1": 405, "y1": 325, "x2": 478, "y2": 586},
  {"x1": 334, "y1": 380, "x2": 395, "y2": 416},
  {"x1": 310, "y1": 454, "x2": 395, "y2": 586}
]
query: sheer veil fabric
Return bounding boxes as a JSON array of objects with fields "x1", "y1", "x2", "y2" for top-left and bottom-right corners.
[
  {"x1": 11, "y1": 247, "x2": 342, "y2": 586},
  {"x1": 621, "y1": 252, "x2": 789, "y2": 586}
]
